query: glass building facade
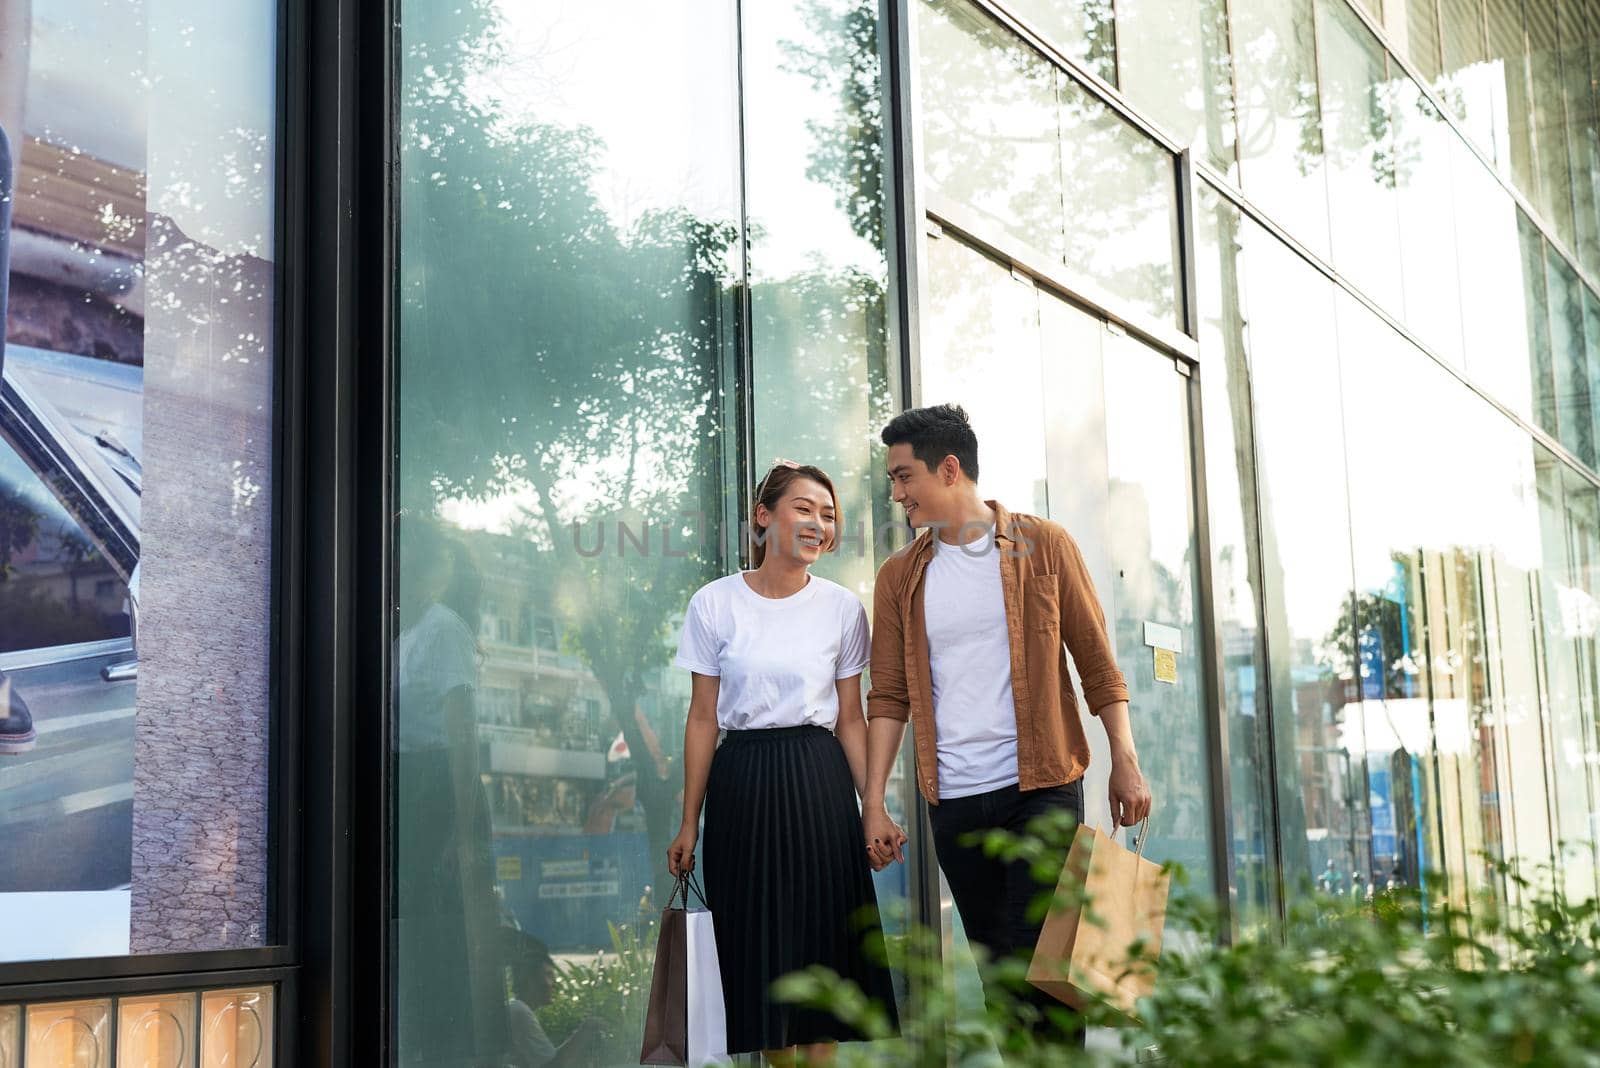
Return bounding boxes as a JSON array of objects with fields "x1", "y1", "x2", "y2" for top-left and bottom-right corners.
[{"x1": 3, "y1": 0, "x2": 1600, "y2": 1063}]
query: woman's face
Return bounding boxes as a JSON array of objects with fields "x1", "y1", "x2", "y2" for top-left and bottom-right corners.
[{"x1": 757, "y1": 477, "x2": 836, "y2": 566}]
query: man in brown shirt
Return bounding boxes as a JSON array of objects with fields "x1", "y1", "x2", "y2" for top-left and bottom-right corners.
[{"x1": 861, "y1": 403, "x2": 1152, "y2": 1044}]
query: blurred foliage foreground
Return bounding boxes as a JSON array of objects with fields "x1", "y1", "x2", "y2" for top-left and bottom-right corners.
[{"x1": 768, "y1": 809, "x2": 1600, "y2": 1068}]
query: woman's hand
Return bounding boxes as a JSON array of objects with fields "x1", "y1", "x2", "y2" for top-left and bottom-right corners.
[
  {"x1": 667, "y1": 823, "x2": 698, "y2": 877},
  {"x1": 863, "y1": 805, "x2": 907, "y2": 869}
]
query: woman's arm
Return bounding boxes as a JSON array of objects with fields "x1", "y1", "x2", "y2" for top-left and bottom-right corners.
[
  {"x1": 833, "y1": 673, "x2": 870, "y2": 799},
  {"x1": 668, "y1": 672, "x2": 720, "y2": 875}
]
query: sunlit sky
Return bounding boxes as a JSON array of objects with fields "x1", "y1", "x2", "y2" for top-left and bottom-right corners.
[{"x1": 22, "y1": 0, "x2": 277, "y2": 257}]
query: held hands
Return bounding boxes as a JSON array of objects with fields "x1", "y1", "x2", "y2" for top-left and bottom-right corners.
[
  {"x1": 667, "y1": 823, "x2": 698, "y2": 877},
  {"x1": 862, "y1": 804, "x2": 908, "y2": 872},
  {"x1": 1108, "y1": 753, "x2": 1154, "y2": 828}
]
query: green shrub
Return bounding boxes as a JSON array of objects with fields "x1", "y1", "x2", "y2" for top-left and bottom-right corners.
[
  {"x1": 776, "y1": 809, "x2": 1600, "y2": 1067},
  {"x1": 537, "y1": 919, "x2": 657, "y2": 1061}
]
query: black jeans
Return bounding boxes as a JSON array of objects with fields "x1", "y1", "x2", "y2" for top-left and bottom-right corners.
[{"x1": 930, "y1": 779, "x2": 1085, "y2": 1047}]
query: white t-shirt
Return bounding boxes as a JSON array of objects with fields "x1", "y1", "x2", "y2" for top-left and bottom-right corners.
[
  {"x1": 395, "y1": 601, "x2": 479, "y2": 752},
  {"x1": 673, "y1": 572, "x2": 871, "y2": 731},
  {"x1": 923, "y1": 524, "x2": 1020, "y2": 798}
]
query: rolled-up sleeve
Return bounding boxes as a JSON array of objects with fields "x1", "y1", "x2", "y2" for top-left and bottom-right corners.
[
  {"x1": 1057, "y1": 531, "x2": 1130, "y2": 714},
  {"x1": 866, "y1": 571, "x2": 911, "y2": 722}
]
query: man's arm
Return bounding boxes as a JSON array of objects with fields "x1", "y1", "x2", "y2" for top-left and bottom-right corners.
[
  {"x1": 864, "y1": 571, "x2": 910, "y2": 865},
  {"x1": 1056, "y1": 532, "x2": 1152, "y2": 828}
]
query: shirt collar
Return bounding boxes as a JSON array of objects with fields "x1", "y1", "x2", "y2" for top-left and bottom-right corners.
[{"x1": 906, "y1": 498, "x2": 1014, "y2": 564}]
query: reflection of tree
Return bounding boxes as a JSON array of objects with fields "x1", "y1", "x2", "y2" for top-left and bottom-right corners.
[
  {"x1": 782, "y1": 0, "x2": 886, "y2": 251},
  {"x1": 1319, "y1": 583, "x2": 1420, "y2": 699},
  {"x1": 0, "y1": 486, "x2": 39, "y2": 578},
  {"x1": 919, "y1": 0, "x2": 1175, "y2": 319},
  {"x1": 399, "y1": 0, "x2": 735, "y2": 891}
]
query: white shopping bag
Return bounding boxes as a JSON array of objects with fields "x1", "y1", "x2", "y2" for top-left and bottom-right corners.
[{"x1": 641, "y1": 873, "x2": 730, "y2": 1066}]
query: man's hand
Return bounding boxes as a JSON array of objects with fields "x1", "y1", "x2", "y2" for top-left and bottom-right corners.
[
  {"x1": 1108, "y1": 754, "x2": 1152, "y2": 828},
  {"x1": 862, "y1": 804, "x2": 907, "y2": 869}
]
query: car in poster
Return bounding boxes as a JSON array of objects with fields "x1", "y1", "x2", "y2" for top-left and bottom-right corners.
[{"x1": 0, "y1": 341, "x2": 141, "y2": 893}]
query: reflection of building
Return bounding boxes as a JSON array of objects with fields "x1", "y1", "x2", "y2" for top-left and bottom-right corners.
[{"x1": 456, "y1": 529, "x2": 627, "y2": 836}]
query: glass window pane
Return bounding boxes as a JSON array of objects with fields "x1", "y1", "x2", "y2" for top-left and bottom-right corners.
[
  {"x1": 1238, "y1": 222, "x2": 1361, "y2": 896},
  {"x1": 1539, "y1": 455, "x2": 1600, "y2": 903},
  {"x1": 1485, "y1": 0, "x2": 1538, "y2": 194},
  {"x1": 1529, "y1": 447, "x2": 1593, "y2": 895},
  {"x1": 746, "y1": 0, "x2": 896, "y2": 597},
  {"x1": 1401, "y1": 0, "x2": 1445, "y2": 83},
  {"x1": 1317, "y1": 0, "x2": 1405, "y2": 315},
  {"x1": 1096, "y1": 328, "x2": 1215, "y2": 898},
  {"x1": 1546, "y1": 247, "x2": 1593, "y2": 466},
  {"x1": 1452, "y1": 136, "x2": 1535, "y2": 417},
  {"x1": 1483, "y1": 440, "x2": 1555, "y2": 902},
  {"x1": 1391, "y1": 76, "x2": 1466, "y2": 364},
  {"x1": 921, "y1": 237, "x2": 1049, "y2": 515},
  {"x1": 919, "y1": 0, "x2": 1181, "y2": 327},
  {"x1": 1057, "y1": 75, "x2": 1181, "y2": 326},
  {"x1": 1520, "y1": 211, "x2": 1561, "y2": 437},
  {"x1": 1006, "y1": 0, "x2": 1117, "y2": 84},
  {"x1": 117, "y1": 992, "x2": 195, "y2": 1068},
  {"x1": 1527, "y1": 3, "x2": 1576, "y2": 250},
  {"x1": 1563, "y1": 0, "x2": 1600, "y2": 277},
  {"x1": 1232, "y1": 0, "x2": 1333, "y2": 257},
  {"x1": 1114, "y1": 0, "x2": 1238, "y2": 172},
  {"x1": 198, "y1": 987, "x2": 272, "y2": 1068},
  {"x1": 1559, "y1": 467, "x2": 1600, "y2": 895},
  {"x1": 25, "y1": 1000, "x2": 109, "y2": 1068},
  {"x1": 1439, "y1": 0, "x2": 1500, "y2": 153},
  {"x1": 1194, "y1": 181, "x2": 1277, "y2": 925},
  {"x1": 919, "y1": 0, "x2": 1067, "y2": 263},
  {"x1": 394, "y1": 1, "x2": 742, "y2": 1061},
  {"x1": 1586, "y1": 287, "x2": 1600, "y2": 454}
]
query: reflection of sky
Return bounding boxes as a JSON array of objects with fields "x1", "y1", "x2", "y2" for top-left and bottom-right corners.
[
  {"x1": 146, "y1": 0, "x2": 277, "y2": 256},
  {"x1": 23, "y1": 0, "x2": 147, "y2": 169},
  {"x1": 482, "y1": 1, "x2": 741, "y2": 234},
  {"x1": 19, "y1": 0, "x2": 277, "y2": 258},
  {"x1": 485, "y1": 0, "x2": 878, "y2": 280}
]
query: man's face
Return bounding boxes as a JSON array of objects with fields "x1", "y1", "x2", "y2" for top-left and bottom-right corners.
[{"x1": 885, "y1": 443, "x2": 956, "y2": 529}]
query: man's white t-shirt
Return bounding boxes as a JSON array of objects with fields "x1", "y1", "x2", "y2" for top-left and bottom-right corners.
[
  {"x1": 923, "y1": 524, "x2": 1020, "y2": 798},
  {"x1": 673, "y1": 572, "x2": 871, "y2": 731}
]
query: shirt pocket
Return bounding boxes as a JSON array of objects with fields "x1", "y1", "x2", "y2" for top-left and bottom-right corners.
[{"x1": 1025, "y1": 573, "x2": 1060, "y2": 633}]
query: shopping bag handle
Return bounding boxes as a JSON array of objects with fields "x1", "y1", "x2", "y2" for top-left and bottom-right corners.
[
  {"x1": 667, "y1": 869, "x2": 710, "y2": 910},
  {"x1": 1108, "y1": 815, "x2": 1151, "y2": 864}
]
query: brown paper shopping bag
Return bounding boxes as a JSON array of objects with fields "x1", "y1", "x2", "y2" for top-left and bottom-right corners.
[
  {"x1": 640, "y1": 873, "x2": 729, "y2": 1066},
  {"x1": 1027, "y1": 818, "x2": 1170, "y2": 1021}
]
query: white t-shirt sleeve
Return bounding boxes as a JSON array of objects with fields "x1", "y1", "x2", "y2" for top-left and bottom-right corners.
[
  {"x1": 423, "y1": 607, "x2": 479, "y2": 695},
  {"x1": 673, "y1": 590, "x2": 722, "y2": 676},
  {"x1": 836, "y1": 597, "x2": 871, "y2": 679}
]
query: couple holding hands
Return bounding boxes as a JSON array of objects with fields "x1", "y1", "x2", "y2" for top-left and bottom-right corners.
[{"x1": 667, "y1": 403, "x2": 1153, "y2": 1063}]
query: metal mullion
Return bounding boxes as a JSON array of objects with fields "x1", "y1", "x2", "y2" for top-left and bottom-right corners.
[
  {"x1": 1181, "y1": 149, "x2": 1238, "y2": 942},
  {"x1": 734, "y1": 0, "x2": 755, "y2": 575},
  {"x1": 1220, "y1": 192, "x2": 1290, "y2": 931},
  {"x1": 0, "y1": 966, "x2": 295, "y2": 1005},
  {"x1": 0, "y1": 948, "x2": 295, "y2": 991},
  {"x1": 885, "y1": 0, "x2": 945, "y2": 1052},
  {"x1": 1218, "y1": 0, "x2": 1245, "y2": 177}
]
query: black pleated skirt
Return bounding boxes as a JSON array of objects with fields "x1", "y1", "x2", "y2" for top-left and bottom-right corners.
[{"x1": 702, "y1": 724, "x2": 901, "y2": 1053}]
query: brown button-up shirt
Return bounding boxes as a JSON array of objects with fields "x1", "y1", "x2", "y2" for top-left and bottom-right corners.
[{"x1": 867, "y1": 499, "x2": 1130, "y2": 805}]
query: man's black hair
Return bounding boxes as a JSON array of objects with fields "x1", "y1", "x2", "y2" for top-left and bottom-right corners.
[{"x1": 881, "y1": 403, "x2": 979, "y2": 482}]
